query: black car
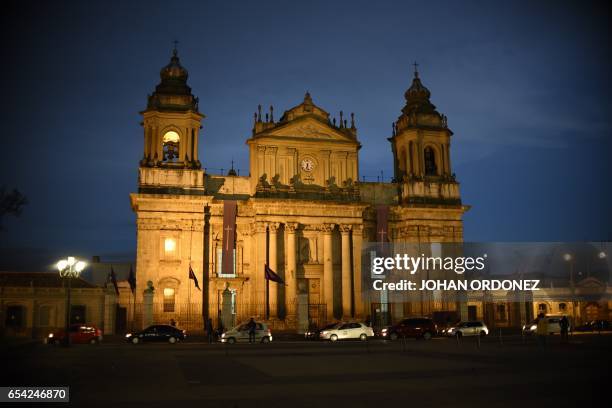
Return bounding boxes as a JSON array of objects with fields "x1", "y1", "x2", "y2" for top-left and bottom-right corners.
[
  {"x1": 304, "y1": 322, "x2": 340, "y2": 340},
  {"x1": 125, "y1": 325, "x2": 186, "y2": 344},
  {"x1": 575, "y1": 320, "x2": 610, "y2": 332}
]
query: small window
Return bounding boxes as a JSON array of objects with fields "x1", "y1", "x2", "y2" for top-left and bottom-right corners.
[
  {"x1": 424, "y1": 147, "x2": 437, "y2": 176},
  {"x1": 538, "y1": 303, "x2": 547, "y2": 313},
  {"x1": 559, "y1": 303, "x2": 567, "y2": 312},
  {"x1": 164, "y1": 238, "x2": 176, "y2": 254},
  {"x1": 163, "y1": 288, "x2": 175, "y2": 313},
  {"x1": 162, "y1": 131, "x2": 180, "y2": 162},
  {"x1": 497, "y1": 304, "x2": 506, "y2": 320}
]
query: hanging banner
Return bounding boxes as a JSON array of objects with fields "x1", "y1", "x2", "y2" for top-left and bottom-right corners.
[
  {"x1": 222, "y1": 200, "x2": 237, "y2": 275},
  {"x1": 376, "y1": 205, "x2": 389, "y2": 243}
]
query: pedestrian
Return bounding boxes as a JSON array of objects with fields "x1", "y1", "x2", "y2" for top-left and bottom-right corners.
[
  {"x1": 206, "y1": 317, "x2": 214, "y2": 344},
  {"x1": 170, "y1": 318, "x2": 176, "y2": 327},
  {"x1": 247, "y1": 317, "x2": 257, "y2": 343},
  {"x1": 536, "y1": 313, "x2": 548, "y2": 347},
  {"x1": 560, "y1": 315, "x2": 569, "y2": 343}
]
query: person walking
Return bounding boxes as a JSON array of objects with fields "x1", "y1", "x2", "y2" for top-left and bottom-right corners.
[
  {"x1": 536, "y1": 313, "x2": 549, "y2": 347},
  {"x1": 205, "y1": 317, "x2": 214, "y2": 344},
  {"x1": 560, "y1": 315, "x2": 569, "y2": 344},
  {"x1": 247, "y1": 317, "x2": 257, "y2": 343}
]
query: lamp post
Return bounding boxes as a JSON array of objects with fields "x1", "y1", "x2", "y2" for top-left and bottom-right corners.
[
  {"x1": 563, "y1": 253, "x2": 576, "y2": 327},
  {"x1": 56, "y1": 257, "x2": 86, "y2": 347}
]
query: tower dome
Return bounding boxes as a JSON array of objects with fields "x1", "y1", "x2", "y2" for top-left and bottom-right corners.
[
  {"x1": 146, "y1": 47, "x2": 199, "y2": 112},
  {"x1": 160, "y1": 48, "x2": 189, "y2": 82}
]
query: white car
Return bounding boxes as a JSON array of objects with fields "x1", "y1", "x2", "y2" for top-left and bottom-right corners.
[
  {"x1": 446, "y1": 321, "x2": 489, "y2": 337},
  {"x1": 522, "y1": 315, "x2": 569, "y2": 335},
  {"x1": 319, "y1": 322, "x2": 374, "y2": 341},
  {"x1": 221, "y1": 322, "x2": 273, "y2": 344}
]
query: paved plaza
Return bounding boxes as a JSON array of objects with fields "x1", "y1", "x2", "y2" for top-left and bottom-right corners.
[{"x1": 1, "y1": 333, "x2": 609, "y2": 407}]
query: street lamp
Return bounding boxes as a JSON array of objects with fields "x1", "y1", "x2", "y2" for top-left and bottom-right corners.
[
  {"x1": 563, "y1": 253, "x2": 576, "y2": 328},
  {"x1": 56, "y1": 257, "x2": 86, "y2": 346}
]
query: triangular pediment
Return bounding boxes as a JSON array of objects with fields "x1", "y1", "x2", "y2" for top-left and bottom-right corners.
[
  {"x1": 576, "y1": 276, "x2": 605, "y2": 288},
  {"x1": 262, "y1": 116, "x2": 358, "y2": 143}
]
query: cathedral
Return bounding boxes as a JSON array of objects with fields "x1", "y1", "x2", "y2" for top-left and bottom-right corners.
[{"x1": 129, "y1": 48, "x2": 468, "y2": 332}]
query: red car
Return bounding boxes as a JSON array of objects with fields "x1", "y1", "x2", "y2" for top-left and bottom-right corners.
[
  {"x1": 380, "y1": 317, "x2": 437, "y2": 340},
  {"x1": 47, "y1": 324, "x2": 103, "y2": 344}
]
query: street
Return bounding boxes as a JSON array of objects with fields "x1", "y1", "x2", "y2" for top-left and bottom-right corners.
[{"x1": 1, "y1": 334, "x2": 610, "y2": 407}]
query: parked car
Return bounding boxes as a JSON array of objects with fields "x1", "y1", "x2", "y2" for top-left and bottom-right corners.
[
  {"x1": 381, "y1": 318, "x2": 437, "y2": 340},
  {"x1": 446, "y1": 321, "x2": 489, "y2": 337},
  {"x1": 319, "y1": 322, "x2": 374, "y2": 341},
  {"x1": 47, "y1": 324, "x2": 103, "y2": 344},
  {"x1": 220, "y1": 322, "x2": 273, "y2": 344},
  {"x1": 305, "y1": 322, "x2": 340, "y2": 340},
  {"x1": 574, "y1": 320, "x2": 609, "y2": 332},
  {"x1": 522, "y1": 315, "x2": 569, "y2": 335},
  {"x1": 125, "y1": 325, "x2": 186, "y2": 344}
]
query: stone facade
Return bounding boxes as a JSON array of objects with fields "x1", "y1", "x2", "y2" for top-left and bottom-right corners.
[{"x1": 129, "y1": 51, "x2": 469, "y2": 332}]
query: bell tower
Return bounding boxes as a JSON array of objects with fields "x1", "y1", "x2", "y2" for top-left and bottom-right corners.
[
  {"x1": 138, "y1": 46, "x2": 205, "y2": 194},
  {"x1": 389, "y1": 65, "x2": 461, "y2": 205}
]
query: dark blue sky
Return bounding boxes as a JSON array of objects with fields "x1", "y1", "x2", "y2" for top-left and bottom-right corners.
[{"x1": 0, "y1": 0, "x2": 610, "y2": 270}]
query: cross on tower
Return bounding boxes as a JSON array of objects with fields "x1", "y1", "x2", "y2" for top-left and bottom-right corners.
[
  {"x1": 413, "y1": 61, "x2": 419, "y2": 75},
  {"x1": 173, "y1": 40, "x2": 179, "y2": 54}
]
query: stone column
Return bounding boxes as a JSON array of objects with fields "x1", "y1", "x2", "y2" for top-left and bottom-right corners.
[
  {"x1": 104, "y1": 289, "x2": 117, "y2": 335},
  {"x1": 322, "y1": 223, "x2": 334, "y2": 321},
  {"x1": 142, "y1": 283, "x2": 154, "y2": 330},
  {"x1": 285, "y1": 223, "x2": 298, "y2": 318},
  {"x1": 352, "y1": 224, "x2": 364, "y2": 317},
  {"x1": 340, "y1": 225, "x2": 352, "y2": 318},
  {"x1": 254, "y1": 222, "x2": 268, "y2": 318},
  {"x1": 268, "y1": 222, "x2": 279, "y2": 318}
]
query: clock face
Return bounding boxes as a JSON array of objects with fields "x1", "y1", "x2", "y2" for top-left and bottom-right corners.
[{"x1": 301, "y1": 158, "x2": 314, "y2": 172}]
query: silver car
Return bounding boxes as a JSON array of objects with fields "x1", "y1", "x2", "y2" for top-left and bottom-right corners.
[
  {"x1": 446, "y1": 321, "x2": 489, "y2": 337},
  {"x1": 319, "y1": 322, "x2": 374, "y2": 341},
  {"x1": 221, "y1": 322, "x2": 273, "y2": 343},
  {"x1": 522, "y1": 315, "x2": 569, "y2": 335}
]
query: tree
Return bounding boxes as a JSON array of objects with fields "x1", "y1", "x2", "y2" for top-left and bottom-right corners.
[{"x1": 0, "y1": 186, "x2": 28, "y2": 230}]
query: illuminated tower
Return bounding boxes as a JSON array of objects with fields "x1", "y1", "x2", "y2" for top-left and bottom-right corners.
[
  {"x1": 389, "y1": 65, "x2": 461, "y2": 206},
  {"x1": 138, "y1": 47, "x2": 205, "y2": 194}
]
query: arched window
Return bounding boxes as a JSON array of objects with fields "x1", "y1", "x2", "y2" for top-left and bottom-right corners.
[
  {"x1": 424, "y1": 146, "x2": 437, "y2": 176},
  {"x1": 163, "y1": 288, "x2": 176, "y2": 313},
  {"x1": 162, "y1": 131, "x2": 180, "y2": 162},
  {"x1": 398, "y1": 147, "x2": 407, "y2": 175},
  {"x1": 538, "y1": 303, "x2": 547, "y2": 313}
]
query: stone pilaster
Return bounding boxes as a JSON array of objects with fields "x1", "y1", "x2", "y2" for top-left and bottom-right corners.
[
  {"x1": 285, "y1": 222, "x2": 298, "y2": 317},
  {"x1": 340, "y1": 224, "x2": 352, "y2": 318},
  {"x1": 352, "y1": 224, "x2": 364, "y2": 318},
  {"x1": 321, "y1": 223, "x2": 334, "y2": 321},
  {"x1": 254, "y1": 221, "x2": 268, "y2": 318},
  {"x1": 268, "y1": 222, "x2": 280, "y2": 318}
]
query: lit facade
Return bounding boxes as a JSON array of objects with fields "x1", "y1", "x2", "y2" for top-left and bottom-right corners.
[{"x1": 129, "y1": 49, "x2": 468, "y2": 331}]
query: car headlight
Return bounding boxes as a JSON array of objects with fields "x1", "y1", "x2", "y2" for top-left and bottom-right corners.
[
  {"x1": 221, "y1": 333, "x2": 226, "y2": 338},
  {"x1": 381, "y1": 328, "x2": 388, "y2": 333},
  {"x1": 48, "y1": 333, "x2": 54, "y2": 338},
  {"x1": 125, "y1": 333, "x2": 132, "y2": 338},
  {"x1": 530, "y1": 325, "x2": 537, "y2": 330},
  {"x1": 321, "y1": 331, "x2": 328, "y2": 335}
]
